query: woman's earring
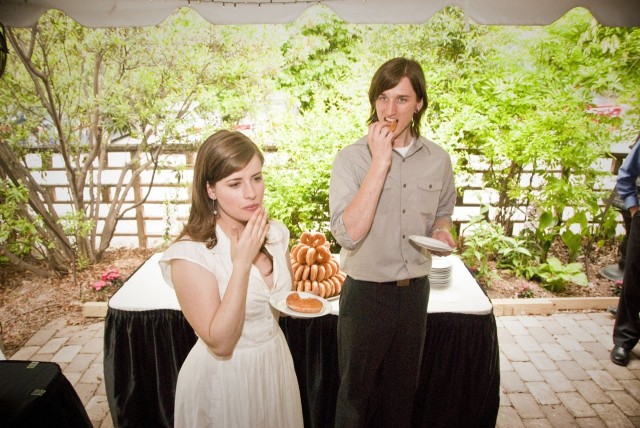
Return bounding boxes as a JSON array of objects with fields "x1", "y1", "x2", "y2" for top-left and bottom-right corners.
[{"x1": 212, "y1": 200, "x2": 218, "y2": 216}]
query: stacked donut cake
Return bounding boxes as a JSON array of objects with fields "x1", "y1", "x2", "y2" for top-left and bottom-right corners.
[{"x1": 290, "y1": 231, "x2": 346, "y2": 298}]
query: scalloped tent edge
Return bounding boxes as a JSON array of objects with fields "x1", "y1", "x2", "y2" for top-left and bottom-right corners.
[{"x1": 0, "y1": 0, "x2": 639, "y2": 28}]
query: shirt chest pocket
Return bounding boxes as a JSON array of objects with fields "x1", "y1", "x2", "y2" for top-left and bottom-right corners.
[{"x1": 417, "y1": 179, "x2": 442, "y2": 215}]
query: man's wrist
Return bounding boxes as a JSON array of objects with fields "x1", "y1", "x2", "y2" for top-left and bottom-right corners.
[{"x1": 430, "y1": 227, "x2": 451, "y2": 237}]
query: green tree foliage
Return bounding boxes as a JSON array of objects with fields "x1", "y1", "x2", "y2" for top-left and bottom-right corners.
[
  {"x1": 277, "y1": 8, "x2": 363, "y2": 113},
  {"x1": 0, "y1": 179, "x2": 50, "y2": 275},
  {"x1": 0, "y1": 9, "x2": 282, "y2": 274},
  {"x1": 264, "y1": 8, "x2": 366, "y2": 246}
]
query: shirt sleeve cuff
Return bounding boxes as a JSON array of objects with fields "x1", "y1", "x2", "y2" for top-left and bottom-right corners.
[
  {"x1": 624, "y1": 195, "x2": 639, "y2": 211},
  {"x1": 331, "y1": 215, "x2": 360, "y2": 250}
]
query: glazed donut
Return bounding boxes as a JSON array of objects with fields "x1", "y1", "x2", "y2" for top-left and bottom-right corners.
[
  {"x1": 311, "y1": 232, "x2": 326, "y2": 248},
  {"x1": 328, "y1": 260, "x2": 338, "y2": 277},
  {"x1": 294, "y1": 264, "x2": 304, "y2": 281},
  {"x1": 384, "y1": 117, "x2": 398, "y2": 132},
  {"x1": 302, "y1": 265, "x2": 311, "y2": 281},
  {"x1": 286, "y1": 292, "x2": 323, "y2": 314},
  {"x1": 296, "y1": 280, "x2": 304, "y2": 292},
  {"x1": 315, "y1": 246, "x2": 330, "y2": 264},
  {"x1": 328, "y1": 276, "x2": 341, "y2": 294},
  {"x1": 297, "y1": 246, "x2": 309, "y2": 266},
  {"x1": 305, "y1": 247, "x2": 317, "y2": 266},
  {"x1": 334, "y1": 279, "x2": 342, "y2": 295},
  {"x1": 324, "y1": 278, "x2": 334, "y2": 297},
  {"x1": 311, "y1": 281, "x2": 320, "y2": 296},
  {"x1": 310, "y1": 264, "x2": 318, "y2": 281},
  {"x1": 316, "y1": 264, "x2": 326, "y2": 282},
  {"x1": 319, "y1": 279, "x2": 330, "y2": 298},
  {"x1": 304, "y1": 280, "x2": 312, "y2": 292},
  {"x1": 318, "y1": 281, "x2": 327, "y2": 298},
  {"x1": 290, "y1": 244, "x2": 302, "y2": 259},
  {"x1": 323, "y1": 262, "x2": 333, "y2": 279},
  {"x1": 300, "y1": 231, "x2": 313, "y2": 246}
]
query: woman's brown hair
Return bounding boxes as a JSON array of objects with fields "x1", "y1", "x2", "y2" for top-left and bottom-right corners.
[
  {"x1": 176, "y1": 130, "x2": 265, "y2": 249},
  {"x1": 367, "y1": 57, "x2": 428, "y2": 138}
]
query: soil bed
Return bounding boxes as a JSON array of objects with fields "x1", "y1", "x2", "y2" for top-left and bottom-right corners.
[{"x1": 0, "y1": 247, "x2": 155, "y2": 358}]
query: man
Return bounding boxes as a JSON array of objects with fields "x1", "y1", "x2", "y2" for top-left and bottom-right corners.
[
  {"x1": 329, "y1": 58, "x2": 456, "y2": 427},
  {"x1": 611, "y1": 132, "x2": 640, "y2": 366}
]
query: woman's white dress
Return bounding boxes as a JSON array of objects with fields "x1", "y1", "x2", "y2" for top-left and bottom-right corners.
[{"x1": 159, "y1": 221, "x2": 303, "y2": 428}]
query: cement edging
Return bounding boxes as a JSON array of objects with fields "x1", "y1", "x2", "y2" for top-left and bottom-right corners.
[
  {"x1": 82, "y1": 302, "x2": 108, "y2": 318},
  {"x1": 82, "y1": 297, "x2": 621, "y2": 318},
  {"x1": 492, "y1": 297, "x2": 619, "y2": 316}
]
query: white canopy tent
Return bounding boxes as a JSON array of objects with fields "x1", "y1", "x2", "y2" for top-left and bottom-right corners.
[{"x1": 0, "y1": 0, "x2": 639, "y2": 28}]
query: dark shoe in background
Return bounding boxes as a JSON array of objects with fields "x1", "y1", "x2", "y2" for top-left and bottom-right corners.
[
  {"x1": 610, "y1": 345, "x2": 630, "y2": 366},
  {"x1": 600, "y1": 265, "x2": 625, "y2": 282}
]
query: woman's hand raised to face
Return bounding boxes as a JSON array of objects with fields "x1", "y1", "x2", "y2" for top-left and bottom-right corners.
[{"x1": 229, "y1": 206, "x2": 270, "y2": 271}]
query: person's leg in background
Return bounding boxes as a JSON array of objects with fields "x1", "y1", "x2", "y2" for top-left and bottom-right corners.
[
  {"x1": 608, "y1": 206, "x2": 631, "y2": 317},
  {"x1": 619, "y1": 208, "x2": 631, "y2": 270},
  {"x1": 611, "y1": 211, "x2": 640, "y2": 366}
]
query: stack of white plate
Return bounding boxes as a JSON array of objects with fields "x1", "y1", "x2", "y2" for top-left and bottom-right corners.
[{"x1": 430, "y1": 256, "x2": 453, "y2": 288}]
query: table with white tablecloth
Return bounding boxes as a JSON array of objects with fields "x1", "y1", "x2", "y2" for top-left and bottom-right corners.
[{"x1": 104, "y1": 253, "x2": 499, "y2": 428}]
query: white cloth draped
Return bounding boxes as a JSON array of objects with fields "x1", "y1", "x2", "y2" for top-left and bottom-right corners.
[{"x1": 1, "y1": 0, "x2": 639, "y2": 28}]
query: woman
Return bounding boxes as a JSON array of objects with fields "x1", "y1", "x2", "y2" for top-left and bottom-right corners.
[{"x1": 159, "y1": 130, "x2": 303, "y2": 427}]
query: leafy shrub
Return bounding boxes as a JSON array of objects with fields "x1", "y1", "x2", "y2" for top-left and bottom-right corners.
[
  {"x1": 517, "y1": 285, "x2": 536, "y2": 299},
  {"x1": 460, "y1": 206, "x2": 537, "y2": 286},
  {"x1": 0, "y1": 179, "x2": 43, "y2": 263},
  {"x1": 532, "y1": 257, "x2": 588, "y2": 292}
]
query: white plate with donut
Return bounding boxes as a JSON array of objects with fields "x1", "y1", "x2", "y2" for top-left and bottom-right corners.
[
  {"x1": 409, "y1": 235, "x2": 455, "y2": 252},
  {"x1": 270, "y1": 291, "x2": 331, "y2": 318}
]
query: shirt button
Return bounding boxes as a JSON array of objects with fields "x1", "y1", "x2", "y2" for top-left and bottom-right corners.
[
  {"x1": 402, "y1": 234, "x2": 406, "y2": 239},
  {"x1": 403, "y1": 183, "x2": 407, "y2": 188},
  {"x1": 402, "y1": 209, "x2": 406, "y2": 214}
]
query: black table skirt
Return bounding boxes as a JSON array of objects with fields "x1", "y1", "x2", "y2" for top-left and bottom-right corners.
[
  {"x1": 414, "y1": 312, "x2": 500, "y2": 427},
  {"x1": 104, "y1": 308, "x2": 499, "y2": 428},
  {"x1": 104, "y1": 308, "x2": 197, "y2": 428},
  {"x1": 279, "y1": 312, "x2": 500, "y2": 428},
  {"x1": 0, "y1": 360, "x2": 92, "y2": 428}
]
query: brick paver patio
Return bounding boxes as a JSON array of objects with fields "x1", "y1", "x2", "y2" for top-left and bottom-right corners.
[{"x1": 5, "y1": 310, "x2": 640, "y2": 427}]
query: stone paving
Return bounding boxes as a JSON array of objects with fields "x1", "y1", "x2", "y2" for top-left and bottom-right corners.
[
  {"x1": 8, "y1": 318, "x2": 112, "y2": 427},
  {"x1": 5, "y1": 310, "x2": 640, "y2": 427},
  {"x1": 496, "y1": 312, "x2": 640, "y2": 427}
]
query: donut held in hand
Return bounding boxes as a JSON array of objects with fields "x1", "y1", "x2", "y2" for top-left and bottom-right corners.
[{"x1": 385, "y1": 117, "x2": 398, "y2": 132}]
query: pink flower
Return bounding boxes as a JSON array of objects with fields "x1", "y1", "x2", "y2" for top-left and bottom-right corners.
[
  {"x1": 91, "y1": 280, "x2": 109, "y2": 291},
  {"x1": 106, "y1": 271, "x2": 119, "y2": 281},
  {"x1": 90, "y1": 267, "x2": 123, "y2": 293},
  {"x1": 101, "y1": 268, "x2": 120, "y2": 282}
]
